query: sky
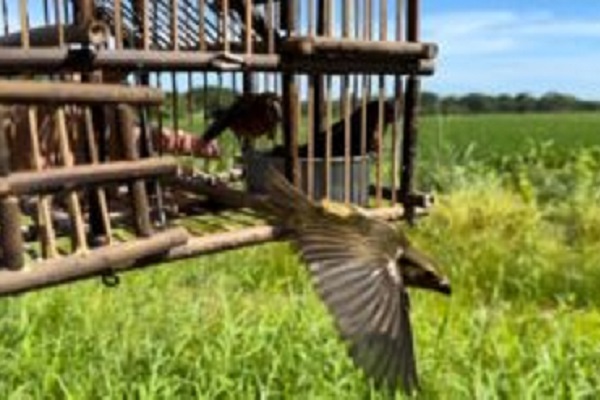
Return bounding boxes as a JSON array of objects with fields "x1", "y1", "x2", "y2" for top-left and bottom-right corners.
[
  {"x1": 7, "y1": 1, "x2": 600, "y2": 100},
  {"x1": 420, "y1": 1, "x2": 600, "y2": 99}
]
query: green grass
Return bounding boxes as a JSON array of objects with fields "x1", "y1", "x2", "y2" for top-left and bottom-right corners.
[{"x1": 2, "y1": 112, "x2": 600, "y2": 398}]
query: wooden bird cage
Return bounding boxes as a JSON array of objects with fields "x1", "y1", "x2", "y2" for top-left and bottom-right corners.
[{"x1": 0, "y1": 0, "x2": 437, "y2": 297}]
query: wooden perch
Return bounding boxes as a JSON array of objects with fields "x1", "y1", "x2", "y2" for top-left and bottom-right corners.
[
  {"x1": 282, "y1": 37, "x2": 438, "y2": 59},
  {"x1": 169, "y1": 176, "x2": 428, "y2": 220},
  {"x1": 0, "y1": 80, "x2": 164, "y2": 106},
  {"x1": 0, "y1": 21, "x2": 110, "y2": 47},
  {"x1": 166, "y1": 225, "x2": 286, "y2": 261},
  {"x1": 0, "y1": 227, "x2": 189, "y2": 298},
  {"x1": 0, "y1": 158, "x2": 178, "y2": 197},
  {"x1": 0, "y1": 48, "x2": 435, "y2": 76}
]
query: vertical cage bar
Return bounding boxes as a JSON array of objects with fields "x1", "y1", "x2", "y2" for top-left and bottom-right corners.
[
  {"x1": 243, "y1": 0, "x2": 254, "y2": 93},
  {"x1": 281, "y1": 0, "x2": 299, "y2": 185},
  {"x1": 117, "y1": 104, "x2": 153, "y2": 237},
  {"x1": 55, "y1": 107, "x2": 88, "y2": 253},
  {"x1": 171, "y1": 0, "x2": 178, "y2": 50},
  {"x1": 28, "y1": 107, "x2": 58, "y2": 259},
  {"x1": 114, "y1": 0, "x2": 123, "y2": 49},
  {"x1": 324, "y1": 0, "x2": 333, "y2": 199},
  {"x1": 266, "y1": 0, "x2": 275, "y2": 53},
  {"x1": 342, "y1": 0, "x2": 351, "y2": 204},
  {"x1": 1, "y1": 0, "x2": 9, "y2": 35},
  {"x1": 83, "y1": 107, "x2": 111, "y2": 243},
  {"x1": 19, "y1": 0, "x2": 29, "y2": 48},
  {"x1": 55, "y1": 0, "x2": 65, "y2": 45},
  {"x1": 391, "y1": 0, "x2": 404, "y2": 205},
  {"x1": 400, "y1": 0, "x2": 421, "y2": 222},
  {"x1": 222, "y1": 0, "x2": 229, "y2": 52},
  {"x1": 198, "y1": 0, "x2": 206, "y2": 50},
  {"x1": 0, "y1": 110, "x2": 25, "y2": 270}
]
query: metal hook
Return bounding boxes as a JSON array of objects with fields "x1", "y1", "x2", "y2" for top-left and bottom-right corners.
[{"x1": 101, "y1": 270, "x2": 120, "y2": 288}]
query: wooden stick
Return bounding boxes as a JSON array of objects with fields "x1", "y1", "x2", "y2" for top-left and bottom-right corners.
[
  {"x1": 27, "y1": 107, "x2": 58, "y2": 259},
  {"x1": 116, "y1": 105, "x2": 153, "y2": 237},
  {"x1": 55, "y1": 107, "x2": 88, "y2": 253},
  {"x1": 0, "y1": 115, "x2": 24, "y2": 270},
  {"x1": 0, "y1": 48, "x2": 435, "y2": 75},
  {"x1": 0, "y1": 21, "x2": 110, "y2": 47},
  {"x1": 167, "y1": 225, "x2": 284, "y2": 261},
  {"x1": 0, "y1": 158, "x2": 178, "y2": 197},
  {"x1": 0, "y1": 228, "x2": 189, "y2": 298},
  {"x1": 0, "y1": 80, "x2": 164, "y2": 106}
]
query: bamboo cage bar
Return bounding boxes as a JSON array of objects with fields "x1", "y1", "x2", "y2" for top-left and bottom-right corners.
[
  {"x1": 0, "y1": 227, "x2": 189, "y2": 298},
  {"x1": 281, "y1": 0, "x2": 300, "y2": 185},
  {"x1": 400, "y1": 0, "x2": 422, "y2": 223},
  {"x1": 116, "y1": 104, "x2": 153, "y2": 237},
  {"x1": 281, "y1": 37, "x2": 437, "y2": 59},
  {"x1": 55, "y1": 107, "x2": 88, "y2": 253},
  {"x1": 0, "y1": 80, "x2": 164, "y2": 106},
  {"x1": 28, "y1": 107, "x2": 59, "y2": 259},
  {"x1": 81, "y1": 107, "x2": 113, "y2": 243},
  {"x1": 166, "y1": 225, "x2": 285, "y2": 261},
  {"x1": 0, "y1": 48, "x2": 435, "y2": 75},
  {"x1": 0, "y1": 158, "x2": 177, "y2": 197},
  {"x1": 0, "y1": 21, "x2": 110, "y2": 47},
  {"x1": 0, "y1": 117, "x2": 24, "y2": 270}
]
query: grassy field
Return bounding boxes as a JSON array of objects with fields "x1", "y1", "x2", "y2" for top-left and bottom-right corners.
[{"x1": 2, "y1": 112, "x2": 600, "y2": 398}]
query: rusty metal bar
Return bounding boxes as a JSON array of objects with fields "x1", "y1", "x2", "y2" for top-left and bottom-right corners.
[
  {"x1": 0, "y1": 112, "x2": 24, "y2": 270},
  {"x1": 0, "y1": 227, "x2": 189, "y2": 298},
  {"x1": 116, "y1": 105, "x2": 153, "y2": 237},
  {"x1": 0, "y1": 158, "x2": 178, "y2": 197},
  {"x1": 0, "y1": 80, "x2": 164, "y2": 106}
]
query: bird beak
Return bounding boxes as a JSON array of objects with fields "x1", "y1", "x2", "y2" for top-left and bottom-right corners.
[{"x1": 437, "y1": 277, "x2": 452, "y2": 296}]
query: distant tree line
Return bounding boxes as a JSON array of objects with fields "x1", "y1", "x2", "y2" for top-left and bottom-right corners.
[
  {"x1": 420, "y1": 91, "x2": 600, "y2": 115},
  {"x1": 165, "y1": 88, "x2": 600, "y2": 117}
]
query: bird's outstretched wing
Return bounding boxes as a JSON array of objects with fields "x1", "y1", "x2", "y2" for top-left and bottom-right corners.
[
  {"x1": 295, "y1": 223, "x2": 418, "y2": 393},
  {"x1": 261, "y1": 167, "x2": 418, "y2": 393}
]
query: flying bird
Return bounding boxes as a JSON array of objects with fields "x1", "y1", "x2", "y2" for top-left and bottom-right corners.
[
  {"x1": 256, "y1": 166, "x2": 451, "y2": 394},
  {"x1": 201, "y1": 92, "x2": 283, "y2": 153}
]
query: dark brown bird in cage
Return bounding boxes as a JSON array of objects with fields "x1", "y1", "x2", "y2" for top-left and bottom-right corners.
[
  {"x1": 256, "y1": 166, "x2": 451, "y2": 395},
  {"x1": 201, "y1": 92, "x2": 283, "y2": 152},
  {"x1": 271, "y1": 99, "x2": 396, "y2": 159}
]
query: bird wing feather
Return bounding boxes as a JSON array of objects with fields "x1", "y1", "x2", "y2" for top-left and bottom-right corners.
[
  {"x1": 260, "y1": 166, "x2": 419, "y2": 392},
  {"x1": 293, "y1": 220, "x2": 418, "y2": 392}
]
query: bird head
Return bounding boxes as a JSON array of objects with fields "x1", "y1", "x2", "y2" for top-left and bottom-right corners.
[{"x1": 398, "y1": 245, "x2": 451, "y2": 296}]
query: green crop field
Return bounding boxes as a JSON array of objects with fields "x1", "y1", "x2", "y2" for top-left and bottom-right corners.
[{"x1": 1, "y1": 112, "x2": 600, "y2": 398}]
